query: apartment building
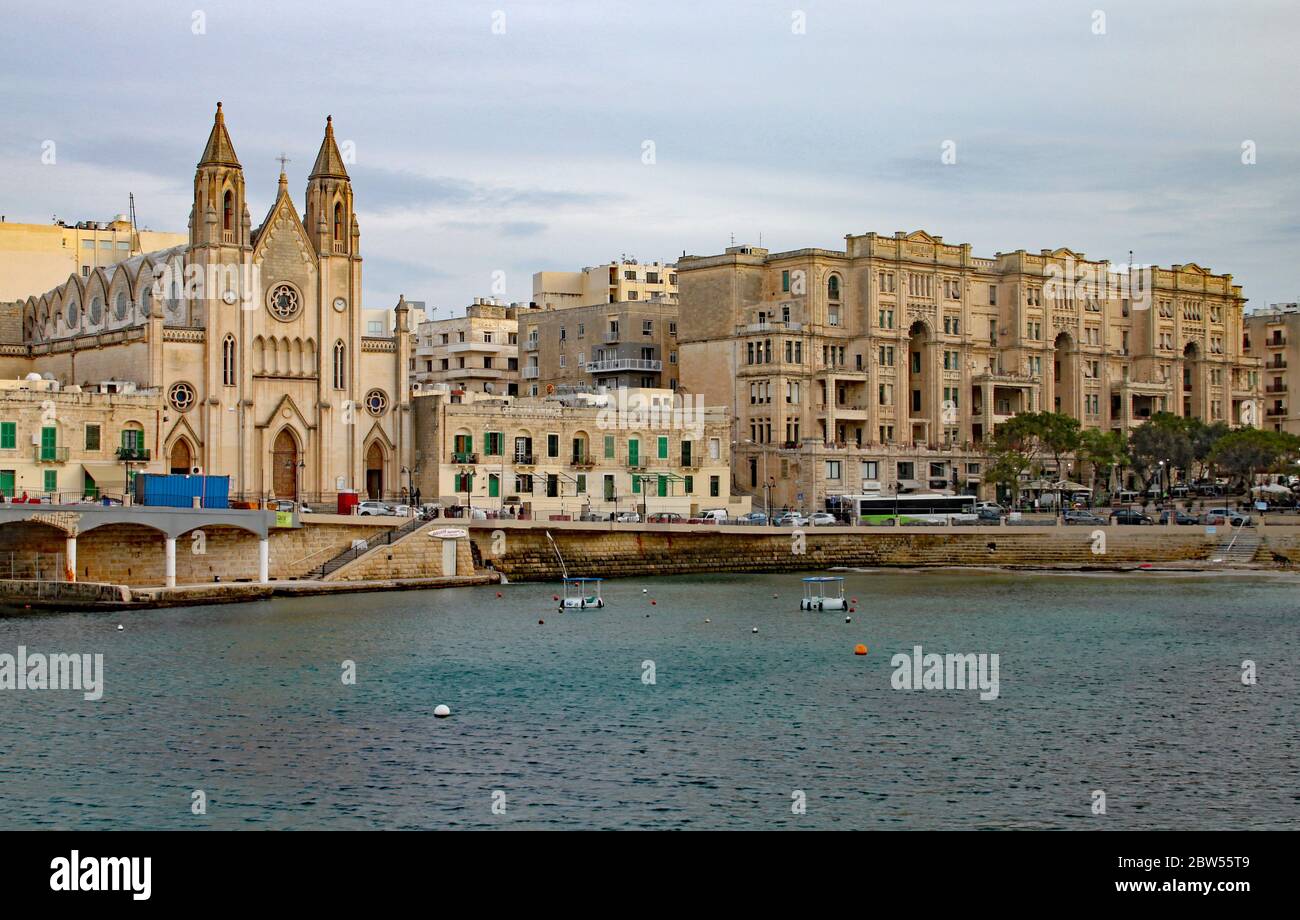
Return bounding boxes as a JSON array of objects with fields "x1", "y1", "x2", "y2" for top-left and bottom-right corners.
[
  {"x1": 677, "y1": 231, "x2": 1262, "y2": 509},
  {"x1": 412, "y1": 299, "x2": 534, "y2": 397},
  {"x1": 519, "y1": 299, "x2": 679, "y2": 395},
  {"x1": 0, "y1": 215, "x2": 185, "y2": 302},
  {"x1": 532, "y1": 259, "x2": 678, "y2": 309},
  {"x1": 411, "y1": 387, "x2": 743, "y2": 519},
  {"x1": 1244, "y1": 303, "x2": 1300, "y2": 434}
]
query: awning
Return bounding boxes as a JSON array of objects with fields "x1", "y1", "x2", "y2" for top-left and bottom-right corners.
[{"x1": 82, "y1": 462, "x2": 127, "y2": 494}]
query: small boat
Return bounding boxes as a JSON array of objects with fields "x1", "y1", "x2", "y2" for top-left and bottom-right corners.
[
  {"x1": 561, "y1": 577, "x2": 605, "y2": 609},
  {"x1": 800, "y1": 576, "x2": 848, "y2": 611}
]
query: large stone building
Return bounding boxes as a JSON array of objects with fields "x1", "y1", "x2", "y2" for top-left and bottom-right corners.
[
  {"x1": 1244, "y1": 303, "x2": 1299, "y2": 434},
  {"x1": 0, "y1": 215, "x2": 186, "y2": 302},
  {"x1": 521, "y1": 299, "x2": 680, "y2": 395},
  {"x1": 411, "y1": 387, "x2": 741, "y2": 519},
  {"x1": 0, "y1": 103, "x2": 412, "y2": 503},
  {"x1": 677, "y1": 231, "x2": 1262, "y2": 508},
  {"x1": 412, "y1": 298, "x2": 532, "y2": 396},
  {"x1": 532, "y1": 259, "x2": 677, "y2": 309}
]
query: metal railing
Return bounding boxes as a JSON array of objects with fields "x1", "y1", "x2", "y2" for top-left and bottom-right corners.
[{"x1": 3, "y1": 552, "x2": 66, "y2": 581}]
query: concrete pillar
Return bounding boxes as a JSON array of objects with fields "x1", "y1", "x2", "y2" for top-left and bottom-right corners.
[
  {"x1": 65, "y1": 536, "x2": 76, "y2": 583},
  {"x1": 164, "y1": 537, "x2": 176, "y2": 588},
  {"x1": 258, "y1": 538, "x2": 270, "y2": 583}
]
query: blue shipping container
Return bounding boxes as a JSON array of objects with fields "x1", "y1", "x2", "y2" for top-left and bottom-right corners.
[{"x1": 133, "y1": 473, "x2": 231, "y2": 509}]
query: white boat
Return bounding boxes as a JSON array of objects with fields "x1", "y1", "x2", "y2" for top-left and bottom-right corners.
[
  {"x1": 800, "y1": 576, "x2": 848, "y2": 611},
  {"x1": 561, "y1": 577, "x2": 605, "y2": 609}
]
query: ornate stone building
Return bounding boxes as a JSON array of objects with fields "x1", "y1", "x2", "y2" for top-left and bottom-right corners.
[
  {"x1": 677, "y1": 231, "x2": 1262, "y2": 508},
  {"x1": 0, "y1": 104, "x2": 412, "y2": 502}
]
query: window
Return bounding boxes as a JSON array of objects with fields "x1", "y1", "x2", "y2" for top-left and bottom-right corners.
[
  {"x1": 782, "y1": 270, "x2": 790, "y2": 293},
  {"x1": 709, "y1": 475, "x2": 720, "y2": 497},
  {"x1": 0, "y1": 422, "x2": 14, "y2": 451},
  {"x1": 988, "y1": 284, "x2": 997, "y2": 306},
  {"x1": 85, "y1": 424, "x2": 101, "y2": 451},
  {"x1": 897, "y1": 461, "x2": 914, "y2": 480},
  {"x1": 222, "y1": 334, "x2": 237, "y2": 386},
  {"x1": 547, "y1": 434, "x2": 559, "y2": 458},
  {"x1": 604, "y1": 435, "x2": 615, "y2": 458},
  {"x1": 862, "y1": 460, "x2": 879, "y2": 480},
  {"x1": 44, "y1": 469, "x2": 57, "y2": 493},
  {"x1": 333, "y1": 340, "x2": 346, "y2": 389},
  {"x1": 642, "y1": 320, "x2": 653, "y2": 336},
  {"x1": 223, "y1": 190, "x2": 233, "y2": 232},
  {"x1": 333, "y1": 202, "x2": 343, "y2": 241},
  {"x1": 825, "y1": 460, "x2": 842, "y2": 481},
  {"x1": 484, "y1": 432, "x2": 504, "y2": 456},
  {"x1": 657, "y1": 436, "x2": 668, "y2": 460},
  {"x1": 827, "y1": 275, "x2": 841, "y2": 300}
]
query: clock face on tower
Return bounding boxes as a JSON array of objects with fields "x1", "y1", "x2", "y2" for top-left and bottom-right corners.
[{"x1": 333, "y1": 297, "x2": 347, "y2": 313}]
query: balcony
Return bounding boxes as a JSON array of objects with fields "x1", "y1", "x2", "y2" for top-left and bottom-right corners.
[
  {"x1": 522, "y1": 367, "x2": 540, "y2": 379},
  {"x1": 451, "y1": 451, "x2": 478, "y2": 464},
  {"x1": 1269, "y1": 337, "x2": 1288, "y2": 348},
  {"x1": 1266, "y1": 407, "x2": 1287, "y2": 418},
  {"x1": 35, "y1": 445, "x2": 71, "y2": 463},
  {"x1": 1269, "y1": 359, "x2": 1288, "y2": 370},
  {"x1": 604, "y1": 330, "x2": 621, "y2": 343},
  {"x1": 626, "y1": 456, "x2": 646, "y2": 470},
  {"x1": 735, "y1": 320, "x2": 804, "y2": 334},
  {"x1": 570, "y1": 454, "x2": 594, "y2": 469},
  {"x1": 513, "y1": 453, "x2": 535, "y2": 466},
  {"x1": 115, "y1": 446, "x2": 151, "y2": 462},
  {"x1": 524, "y1": 338, "x2": 539, "y2": 351},
  {"x1": 586, "y1": 358, "x2": 662, "y2": 373},
  {"x1": 1266, "y1": 384, "x2": 1288, "y2": 394}
]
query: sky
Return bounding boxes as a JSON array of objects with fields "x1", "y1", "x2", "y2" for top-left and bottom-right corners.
[{"x1": 1, "y1": 0, "x2": 1298, "y2": 317}]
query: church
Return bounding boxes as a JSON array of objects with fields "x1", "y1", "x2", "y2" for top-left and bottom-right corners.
[{"x1": 0, "y1": 104, "x2": 412, "y2": 503}]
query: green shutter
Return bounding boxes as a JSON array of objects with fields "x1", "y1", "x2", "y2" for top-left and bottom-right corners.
[
  {"x1": 40, "y1": 426, "x2": 57, "y2": 461},
  {"x1": 684, "y1": 475, "x2": 693, "y2": 494},
  {"x1": 604, "y1": 435, "x2": 614, "y2": 458},
  {"x1": 0, "y1": 422, "x2": 14, "y2": 450},
  {"x1": 44, "y1": 469, "x2": 57, "y2": 492},
  {"x1": 632, "y1": 475, "x2": 640, "y2": 494},
  {"x1": 488, "y1": 474, "x2": 499, "y2": 498},
  {"x1": 628, "y1": 439, "x2": 639, "y2": 466},
  {"x1": 657, "y1": 436, "x2": 668, "y2": 459},
  {"x1": 0, "y1": 470, "x2": 14, "y2": 496},
  {"x1": 576, "y1": 474, "x2": 586, "y2": 493},
  {"x1": 657, "y1": 474, "x2": 667, "y2": 497}
]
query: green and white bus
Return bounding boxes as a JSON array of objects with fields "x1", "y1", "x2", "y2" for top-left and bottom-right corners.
[{"x1": 828, "y1": 492, "x2": 977, "y2": 525}]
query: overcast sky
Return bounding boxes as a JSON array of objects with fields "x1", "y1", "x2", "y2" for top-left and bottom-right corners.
[{"x1": 2, "y1": 0, "x2": 1298, "y2": 315}]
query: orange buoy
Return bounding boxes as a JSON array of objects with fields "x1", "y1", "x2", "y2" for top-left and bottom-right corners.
[
  {"x1": 496, "y1": 591, "x2": 503, "y2": 598},
  {"x1": 854, "y1": 644, "x2": 868, "y2": 656},
  {"x1": 552, "y1": 595, "x2": 559, "y2": 601},
  {"x1": 650, "y1": 599, "x2": 657, "y2": 606}
]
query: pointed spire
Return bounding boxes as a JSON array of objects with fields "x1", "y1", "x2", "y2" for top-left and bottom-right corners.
[
  {"x1": 309, "y1": 115, "x2": 349, "y2": 180},
  {"x1": 198, "y1": 101, "x2": 241, "y2": 168}
]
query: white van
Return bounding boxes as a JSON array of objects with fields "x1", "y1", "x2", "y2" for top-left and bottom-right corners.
[{"x1": 699, "y1": 509, "x2": 729, "y2": 523}]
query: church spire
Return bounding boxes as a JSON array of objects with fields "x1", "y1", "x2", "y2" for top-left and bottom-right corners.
[
  {"x1": 198, "y1": 101, "x2": 241, "y2": 168},
  {"x1": 308, "y1": 115, "x2": 349, "y2": 180}
]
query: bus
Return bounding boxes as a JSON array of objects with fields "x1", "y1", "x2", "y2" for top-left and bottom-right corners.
[{"x1": 827, "y1": 492, "x2": 977, "y2": 525}]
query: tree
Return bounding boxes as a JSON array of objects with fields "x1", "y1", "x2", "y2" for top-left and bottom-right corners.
[
  {"x1": 1208, "y1": 429, "x2": 1300, "y2": 492},
  {"x1": 1078, "y1": 429, "x2": 1129, "y2": 499},
  {"x1": 1128, "y1": 413, "x2": 1194, "y2": 494},
  {"x1": 982, "y1": 411, "x2": 1077, "y2": 507}
]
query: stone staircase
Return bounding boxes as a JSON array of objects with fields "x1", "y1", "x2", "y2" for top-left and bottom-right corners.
[
  {"x1": 1212, "y1": 525, "x2": 1261, "y2": 565},
  {"x1": 305, "y1": 516, "x2": 426, "y2": 579}
]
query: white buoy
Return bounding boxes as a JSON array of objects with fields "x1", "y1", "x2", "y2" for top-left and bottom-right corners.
[
  {"x1": 117, "y1": 625, "x2": 124, "y2": 631},
  {"x1": 845, "y1": 616, "x2": 852, "y2": 624},
  {"x1": 751, "y1": 626, "x2": 758, "y2": 633},
  {"x1": 642, "y1": 588, "x2": 648, "y2": 593},
  {"x1": 434, "y1": 704, "x2": 451, "y2": 718},
  {"x1": 704, "y1": 618, "x2": 711, "y2": 623}
]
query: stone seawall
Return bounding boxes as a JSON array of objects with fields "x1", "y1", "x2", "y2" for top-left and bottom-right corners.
[{"x1": 466, "y1": 522, "x2": 1226, "y2": 581}]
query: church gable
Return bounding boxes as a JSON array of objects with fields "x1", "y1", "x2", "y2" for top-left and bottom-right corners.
[
  {"x1": 256, "y1": 392, "x2": 315, "y2": 431},
  {"x1": 252, "y1": 190, "x2": 317, "y2": 270}
]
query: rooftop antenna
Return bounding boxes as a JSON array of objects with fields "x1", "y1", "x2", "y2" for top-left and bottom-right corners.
[{"x1": 128, "y1": 192, "x2": 140, "y2": 254}]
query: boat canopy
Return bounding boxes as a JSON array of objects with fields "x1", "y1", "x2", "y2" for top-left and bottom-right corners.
[
  {"x1": 563, "y1": 577, "x2": 603, "y2": 582},
  {"x1": 801, "y1": 576, "x2": 844, "y2": 583}
]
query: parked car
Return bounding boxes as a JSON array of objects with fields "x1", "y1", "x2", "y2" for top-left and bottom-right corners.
[
  {"x1": 614, "y1": 511, "x2": 641, "y2": 523},
  {"x1": 1111, "y1": 509, "x2": 1155, "y2": 525},
  {"x1": 1063, "y1": 510, "x2": 1108, "y2": 526},
  {"x1": 809, "y1": 512, "x2": 838, "y2": 526},
  {"x1": 1159, "y1": 509, "x2": 1199, "y2": 525},
  {"x1": 975, "y1": 501, "x2": 1005, "y2": 514},
  {"x1": 357, "y1": 500, "x2": 389, "y2": 516},
  {"x1": 1203, "y1": 507, "x2": 1251, "y2": 526},
  {"x1": 698, "y1": 509, "x2": 729, "y2": 524},
  {"x1": 386, "y1": 503, "x2": 411, "y2": 516},
  {"x1": 976, "y1": 507, "x2": 1003, "y2": 523},
  {"x1": 775, "y1": 512, "x2": 809, "y2": 527},
  {"x1": 737, "y1": 511, "x2": 769, "y2": 526},
  {"x1": 647, "y1": 512, "x2": 682, "y2": 524}
]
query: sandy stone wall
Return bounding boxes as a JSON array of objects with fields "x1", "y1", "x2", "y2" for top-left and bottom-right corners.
[
  {"x1": 325, "y1": 525, "x2": 474, "y2": 581},
  {"x1": 466, "y1": 522, "x2": 1223, "y2": 581}
]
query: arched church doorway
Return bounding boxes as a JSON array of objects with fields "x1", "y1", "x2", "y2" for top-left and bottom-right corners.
[
  {"x1": 365, "y1": 442, "x2": 385, "y2": 500},
  {"x1": 169, "y1": 439, "x2": 194, "y2": 475},
  {"x1": 272, "y1": 429, "x2": 299, "y2": 499}
]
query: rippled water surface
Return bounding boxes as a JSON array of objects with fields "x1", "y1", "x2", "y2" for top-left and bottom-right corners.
[{"x1": 1, "y1": 570, "x2": 1296, "y2": 829}]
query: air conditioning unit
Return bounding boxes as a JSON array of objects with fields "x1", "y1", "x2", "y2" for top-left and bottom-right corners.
[{"x1": 191, "y1": 467, "x2": 204, "y2": 476}]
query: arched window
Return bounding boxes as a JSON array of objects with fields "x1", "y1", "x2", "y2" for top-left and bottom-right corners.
[
  {"x1": 827, "y1": 275, "x2": 841, "y2": 300},
  {"x1": 333, "y1": 202, "x2": 343, "y2": 241},
  {"x1": 333, "y1": 340, "x2": 346, "y2": 389},
  {"x1": 223, "y1": 190, "x2": 233, "y2": 232},
  {"x1": 222, "y1": 334, "x2": 237, "y2": 386}
]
